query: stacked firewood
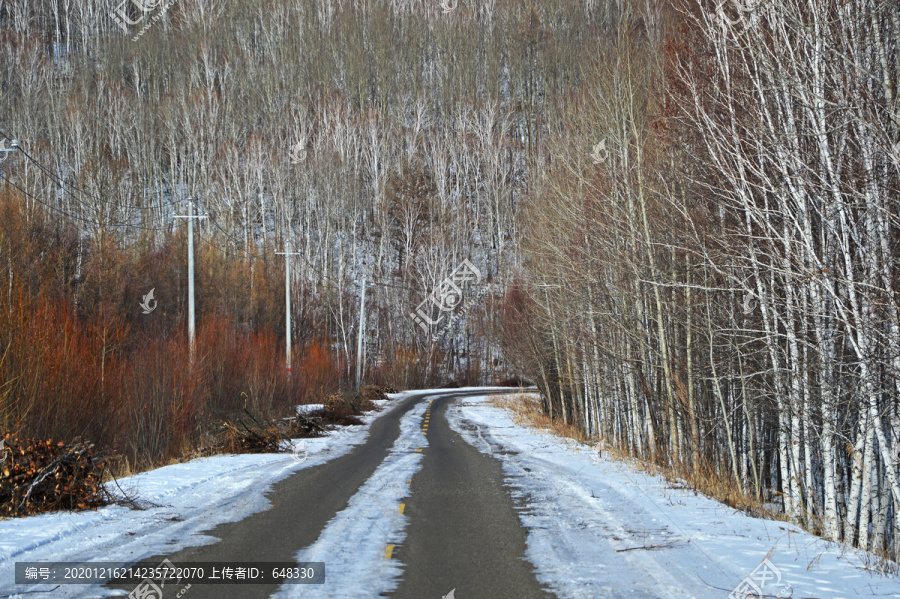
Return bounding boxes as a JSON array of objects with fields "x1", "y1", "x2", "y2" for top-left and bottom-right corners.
[{"x1": 0, "y1": 433, "x2": 108, "y2": 516}]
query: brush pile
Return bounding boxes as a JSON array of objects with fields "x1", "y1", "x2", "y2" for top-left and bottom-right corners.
[
  {"x1": 286, "y1": 385, "x2": 392, "y2": 434},
  {"x1": 219, "y1": 412, "x2": 285, "y2": 453},
  {"x1": 187, "y1": 386, "x2": 398, "y2": 458}
]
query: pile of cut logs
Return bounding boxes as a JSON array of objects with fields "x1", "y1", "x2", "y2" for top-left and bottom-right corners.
[{"x1": 0, "y1": 434, "x2": 108, "y2": 516}]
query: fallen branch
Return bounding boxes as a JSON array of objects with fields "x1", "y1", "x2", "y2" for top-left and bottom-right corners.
[{"x1": 614, "y1": 541, "x2": 679, "y2": 553}]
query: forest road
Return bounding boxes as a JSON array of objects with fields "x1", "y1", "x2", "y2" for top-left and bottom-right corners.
[{"x1": 105, "y1": 388, "x2": 549, "y2": 599}]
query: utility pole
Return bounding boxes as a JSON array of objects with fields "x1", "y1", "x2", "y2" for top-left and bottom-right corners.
[
  {"x1": 174, "y1": 198, "x2": 206, "y2": 364},
  {"x1": 356, "y1": 269, "x2": 367, "y2": 389},
  {"x1": 275, "y1": 240, "x2": 302, "y2": 372}
]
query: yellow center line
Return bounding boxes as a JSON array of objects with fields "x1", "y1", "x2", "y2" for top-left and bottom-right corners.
[
  {"x1": 399, "y1": 503, "x2": 405, "y2": 514},
  {"x1": 385, "y1": 544, "x2": 395, "y2": 559},
  {"x1": 415, "y1": 448, "x2": 422, "y2": 452}
]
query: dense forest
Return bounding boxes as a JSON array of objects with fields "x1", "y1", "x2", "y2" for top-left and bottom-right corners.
[{"x1": 2, "y1": 0, "x2": 899, "y2": 561}]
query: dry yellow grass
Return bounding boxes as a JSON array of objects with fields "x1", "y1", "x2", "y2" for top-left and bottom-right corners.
[{"x1": 489, "y1": 393, "x2": 592, "y2": 445}]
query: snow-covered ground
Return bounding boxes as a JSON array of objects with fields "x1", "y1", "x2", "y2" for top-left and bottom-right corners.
[
  {"x1": 2, "y1": 388, "x2": 899, "y2": 599},
  {"x1": 0, "y1": 393, "x2": 413, "y2": 599},
  {"x1": 446, "y1": 394, "x2": 900, "y2": 599}
]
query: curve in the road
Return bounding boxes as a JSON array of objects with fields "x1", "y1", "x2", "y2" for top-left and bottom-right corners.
[{"x1": 106, "y1": 388, "x2": 535, "y2": 599}]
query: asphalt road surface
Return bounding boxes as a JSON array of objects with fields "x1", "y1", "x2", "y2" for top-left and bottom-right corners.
[
  {"x1": 390, "y1": 392, "x2": 551, "y2": 599},
  {"x1": 107, "y1": 389, "x2": 551, "y2": 599}
]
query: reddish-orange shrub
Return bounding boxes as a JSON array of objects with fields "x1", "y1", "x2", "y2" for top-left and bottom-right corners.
[
  {"x1": 296, "y1": 338, "x2": 343, "y2": 404},
  {"x1": 0, "y1": 190, "x2": 350, "y2": 475}
]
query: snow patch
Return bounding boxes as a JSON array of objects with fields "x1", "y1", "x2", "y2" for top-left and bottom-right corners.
[
  {"x1": 0, "y1": 393, "x2": 416, "y2": 598},
  {"x1": 446, "y1": 394, "x2": 900, "y2": 599}
]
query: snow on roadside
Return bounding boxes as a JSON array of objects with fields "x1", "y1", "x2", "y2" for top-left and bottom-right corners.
[
  {"x1": 447, "y1": 394, "x2": 900, "y2": 599},
  {"x1": 272, "y1": 398, "x2": 431, "y2": 599},
  {"x1": 0, "y1": 392, "x2": 415, "y2": 599}
]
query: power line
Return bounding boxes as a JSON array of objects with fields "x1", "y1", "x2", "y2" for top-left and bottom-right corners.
[
  {"x1": 0, "y1": 127, "x2": 177, "y2": 228},
  {"x1": 3, "y1": 172, "x2": 172, "y2": 232},
  {"x1": 18, "y1": 146, "x2": 143, "y2": 211}
]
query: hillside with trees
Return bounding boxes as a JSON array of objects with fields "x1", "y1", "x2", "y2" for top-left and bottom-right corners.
[{"x1": 1, "y1": 0, "x2": 899, "y2": 562}]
